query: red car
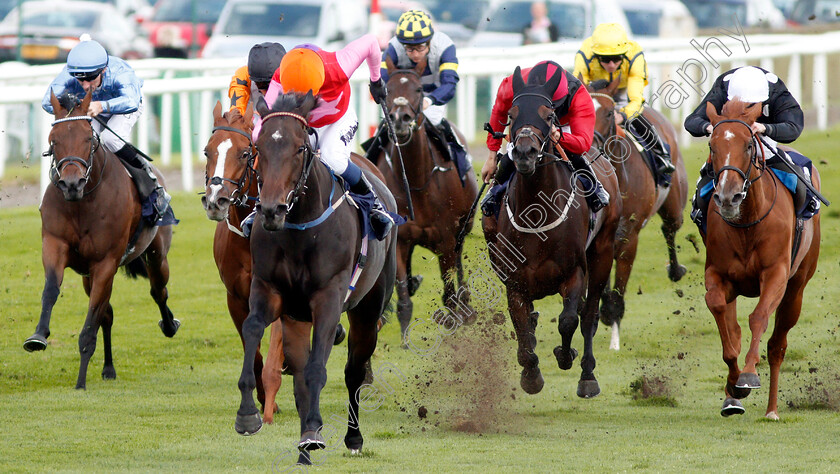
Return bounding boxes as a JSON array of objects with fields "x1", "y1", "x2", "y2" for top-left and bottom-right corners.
[{"x1": 139, "y1": 0, "x2": 227, "y2": 58}]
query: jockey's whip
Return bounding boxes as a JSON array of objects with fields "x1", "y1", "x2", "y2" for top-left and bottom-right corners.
[
  {"x1": 758, "y1": 137, "x2": 830, "y2": 205},
  {"x1": 92, "y1": 115, "x2": 153, "y2": 162},
  {"x1": 379, "y1": 102, "x2": 415, "y2": 220}
]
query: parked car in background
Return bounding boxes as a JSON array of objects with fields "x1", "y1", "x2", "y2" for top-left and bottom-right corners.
[
  {"x1": 414, "y1": 0, "x2": 492, "y2": 46},
  {"x1": 201, "y1": 0, "x2": 367, "y2": 59},
  {"x1": 470, "y1": 0, "x2": 631, "y2": 48},
  {"x1": 0, "y1": 0, "x2": 150, "y2": 24},
  {"x1": 618, "y1": 0, "x2": 697, "y2": 37},
  {"x1": 0, "y1": 0, "x2": 152, "y2": 64},
  {"x1": 679, "y1": 0, "x2": 786, "y2": 29},
  {"x1": 140, "y1": 0, "x2": 226, "y2": 58},
  {"x1": 789, "y1": 0, "x2": 840, "y2": 24}
]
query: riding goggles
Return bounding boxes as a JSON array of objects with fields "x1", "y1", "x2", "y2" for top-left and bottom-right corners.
[
  {"x1": 70, "y1": 68, "x2": 104, "y2": 82},
  {"x1": 597, "y1": 55, "x2": 623, "y2": 65}
]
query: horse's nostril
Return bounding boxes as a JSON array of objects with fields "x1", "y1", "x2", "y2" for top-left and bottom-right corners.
[
  {"x1": 56, "y1": 180, "x2": 68, "y2": 192},
  {"x1": 401, "y1": 113, "x2": 411, "y2": 123},
  {"x1": 712, "y1": 193, "x2": 722, "y2": 206},
  {"x1": 732, "y1": 193, "x2": 745, "y2": 205}
]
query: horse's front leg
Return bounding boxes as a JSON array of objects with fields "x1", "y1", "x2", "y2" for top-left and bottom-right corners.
[
  {"x1": 554, "y1": 267, "x2": 584, "y2": 370},
  {"x1": 439, "y1": 239, "x2": 476, "y2": 325},
  {"x1": 600, "y1": 228, "x2": 638, "y2": 350},
  {"x1": 299, "y1": 289, "x2": 342, "y2": 451},
  {"x1": 235, "y1": 278, "x2": 280, "y2": 435},
  {"x1": 75, "y1": 261, "x2": 118, "y2": 390},
  {"x1": 81, "y1": 276, "x2": 116, "y2": 380},
  {"x1": 24, "y1": 237, "x2": 69, "y2": 352},
  {"x1": 395, "y1": 239, "x2": 413, "y2": 339},
  {"x1": 740, "y1": 265, "x2": 789, "y2": 388},
  {"x1": 144, "y1": 229, "x2": 180, "y2": 337},
  {"x1": 507, "y1": 290, "x2": 542, "y2": 394},
  {"x1": 705, "y1": 269, "x2": 746, "y2": 415},
  {"x1": 578, "y1": 236, "x2": 615, "y2": 398}
]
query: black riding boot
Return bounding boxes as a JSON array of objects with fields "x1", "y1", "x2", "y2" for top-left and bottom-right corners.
[
  {"x1": 628, "y1": 114, "x2": 675, "y2": 174},
  {"x1": 361, "y1": 121, "x2": 389, "y2": 165},
  {"x1": 568, "y1": 152, "x2": 610, "y2": 212},
  {"x1": 350, "y1": 174, "x2": 394, "y2": 240},
  {"x1": 480, "y1": 153, "x2": 514, "y2": 217},
  {"x1": 437, "y1": 119, "x2": 470, "y2": 182},
  {"x1": 690, "y1": 162, "x2": 714, "y2": 232},
  {"x1": 114, "y1": 144, "x2": 170, "y2": 215}
]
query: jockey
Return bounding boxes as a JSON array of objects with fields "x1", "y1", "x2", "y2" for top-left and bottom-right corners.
[
  {"x1": 256, "y1": 35, "x2": 395, "y2": 239},
  {"x1": 574, "y1": 23, "x2": 676, "y2": 175},
  {"x1": 371, "y1": 9, "x2": 469, "y2": 181},
  {"x1": 480, "y1": 60, "x2": 610, "y2": 214},
  {"x1": 684, "y1": 66, "x2": 812, "y2": 229},
  {"x1": 41, "y1": 37, "x2": 170, "y2": 218},
  {"x1": 228, "y1": 42, "x2": 286, "y2": 115}
]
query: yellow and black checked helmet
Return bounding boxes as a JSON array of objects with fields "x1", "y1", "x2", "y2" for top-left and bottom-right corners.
[{"x1": 396, "y1": 10, "x2": 434, "y2": 45}]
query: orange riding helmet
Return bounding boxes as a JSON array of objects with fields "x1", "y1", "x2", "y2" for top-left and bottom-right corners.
[{"x1": 277, "y1": 48, "x2": 325, "y2": 95}]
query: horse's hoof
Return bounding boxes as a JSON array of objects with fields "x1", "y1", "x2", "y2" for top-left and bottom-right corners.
[
  {"x1": 334, "y1": 323, "x2": 346, "y2": 346},
  {"x1": 725, "y1": 381, "x2": 751, "y2": 399},
  {"x1": 350, "y1": 448, "x2": 362, "y2": 455},
  {"x1": 159, "y1": 318, "x2": 181, "y2": 338},
  {"x1": 554, "y1": 346, "x2": 578, "y2": 370},
  {"x1": 520, "y1": 368, "x2": 544, "y2": 394},
  {"x1": 23, "y1": 335, "x2": 48, "y2": 352},
  {"x1": 577, "y1": 379, "x2": 601, "y2": 398},
  {"x1": 299, "y1": 430, "x2": 326, "y2": 451},
  {"x1": 721, "y1": 398, "x2": 745, "y2": 417},
  {"x1": 765, "y1": 411, "x2": 780, "y2": 421},
  {"x1": 102, "y1": 366, "x2": 116, "y2": 380},
  {"x1": 235, "y1": 412, "x2": 263, "y2": 436},
  {"x1": 735, "y1": 372, "x2": 760, "y2": 390},
  {"x1": 667, "y1": 263, "x2": 687, "y2": 282},
  {"x1": 407, "y1": 275, "x2": 423, "y2": 296},
  {"x1": 345, "y1": 434, "x2": 363, "y2": 452}
]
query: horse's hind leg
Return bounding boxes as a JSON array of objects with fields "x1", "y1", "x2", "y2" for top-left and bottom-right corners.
[
  {"x1": 76, "y1": 262, "x2": 118, "y2": 390},
  {"x1": 25, "y1": 238, "x2": 69, "y2": 352},
  {"x1": 508, "y1": 291, "x2": 543, "y2": 394},
  {"x1": 578, "y1": 236, "x2": 615, "y2": 398},
  {"x1": 261, "y1": 319, "x2": 284, "y2": 424},
  {"x1": 600, "y1": 231, "x2": 638, "y2": 351},
  {"x1": 145, "y1": 230, "x2": 180, "y2": 337},
  {"x1": 395, "y1": 240, "x2": 413, "y2": 340},
  {"x1": 439, "y1": 242, "x2": 476, "y2": 325},
  {"x1": 83, "y1": 276, "x2": 116, "y2": 380},
  {"x1": 555, "y1": 267, "x2": 584, "y2": 371},
  {"x1": 659, "y1": 187, "x2": 687, "y2": 282}
]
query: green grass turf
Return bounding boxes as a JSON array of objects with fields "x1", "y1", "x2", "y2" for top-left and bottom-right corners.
[{"x1": 1, "y1": 128, "x2": 839, "y2": 472}]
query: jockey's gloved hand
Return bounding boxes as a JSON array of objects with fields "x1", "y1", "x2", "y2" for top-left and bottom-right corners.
[{"x1": 369, "y1": 78, "x2": 387, "y2": 105}]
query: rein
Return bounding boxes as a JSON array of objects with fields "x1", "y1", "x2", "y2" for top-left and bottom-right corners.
[
  {"x1": 259, "y1": 111, "x2": 318, "y2": 212},
  {"x1": 208, "y1": 125, "x2": 258, "y2": 208},
  {"x1": 711, "y1": 118, "x2": 775, "y2": 228},
  {"x1": 47, "y1": 115, "x2": 106, "y2": 197}
]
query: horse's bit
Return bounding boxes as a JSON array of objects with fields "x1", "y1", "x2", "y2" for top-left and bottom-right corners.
[
  {"x1": 46, "y1": 115, "x2": 101, "y2": 189},
  {"x1": 207, "y1": 125, "x2": 257, "y2": 207}
]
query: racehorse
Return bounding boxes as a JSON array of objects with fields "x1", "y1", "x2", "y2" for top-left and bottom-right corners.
[
  {"x1": 703, "y1": 99, "x2": 821, "y2": 419},
  {"x1": 377, "y1": 56, "x2": 479, "y2": 337},
  {"x1": 233, "y1": 91, "x2": 397, "y2": 463},
  {"x1": 586, "y1": 77, "x2": 688, "y2": 350},
  {"x1": 202, "y1": 101, "x2": 288, "y2": 421},
  {"x1": 481, "y1": 67, "x2": 621, "y2": 397},
  {"x1": 24, "y1": 90, "x2": 180, "y2": 389}
]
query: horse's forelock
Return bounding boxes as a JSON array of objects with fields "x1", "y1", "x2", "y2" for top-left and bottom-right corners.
[
  {"x1": 57, "y1": 92, "x2": 83, "y2": 113},
  {"x1": 720, "y1": 99, "x2": 752, "y2": 120},
  {"x1": 269, "y1": 92, "x2": 317, "y2": 116}
]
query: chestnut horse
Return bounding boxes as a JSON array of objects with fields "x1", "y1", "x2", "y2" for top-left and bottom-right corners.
[
  {"x1": 481, "y1": 67, "x2": 621, "y2": 397},
  {"x1": 704, "y1": 100, "x2": 821, "y2": 419},
  {"x1": 234, "y1": 92, "x2": 396, "y2": 464},
  {"x1": 586, "y1": 77, "x2": 688, "y2": 350},
  {"x1": 24, "y1": 90, "x2": 180, "y2": 389},
  {"x1": 376, "y1": 57, "x2": 479, "y2": 337}
]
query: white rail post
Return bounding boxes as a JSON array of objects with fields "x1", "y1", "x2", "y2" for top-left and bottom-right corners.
[
  {"x1": 0, "y1": 106, "x2": 7, "y2": 179},
  {"x1": 813, "y1": 52, "x2": 828, "y2": 131},
  {"x1": 199, "y1": 89, "x2": 213, "y2": 158},
  {"x1": 179, "y1": 91, "x2": 193, "y2": 191},
  {"x1": 787, "y1": 54, "x2": 802, "y2": 103},
  {"x1": 39, "y1": 111, "x2": 51, "y2": 201},
  {"x1": 160, "y1": 70, "x2": 176, "y2": 165}
]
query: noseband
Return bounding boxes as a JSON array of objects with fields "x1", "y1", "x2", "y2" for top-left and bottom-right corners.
[
  {"x1": 207, "y1": 125, "x2": 257, "y2": 207},
  {"x1": 46, "y1": 115, "x2": 102, "y2": 193},
  {"x1": 258, "y1": 111, "x2": 318, "y2": 212}
]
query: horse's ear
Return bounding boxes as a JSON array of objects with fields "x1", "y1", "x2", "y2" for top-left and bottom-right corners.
[
  {"x1": 385, "y1": 55, "x2": 396, "y2": 75},
  {"x1": 80, "y1": 88, "x2": 93, "y2": 114},
  {"x1": 745, "y1": 102, "x2": 762, "y2": 123},
  {"x1": 544, "y1": 67, "x2": 563, "y2": 96},
  {"x1": 256, "y1": 94, "x2": 269, "y2": 117},
  {"x1": 607, "y1": 73, "x2": 621, "y2": 95},
  {"x1": 577, "y1": 72, "x2": 589, "y2": 90},
  {"x1": 244, "y1": 101, "x2": 254, "y2": 128},
  {"x1": 512, "y1": 66, "x2": 525, "y2": 94},
  {"x1": 213, "y1": 100, "x2": 223, "y2": 123},
  {"x1": 49, "y1": 90, "x2": 62, "y2": 117},
  {"x1": 706, "y1": 101, "x2": 721, "y2": 126},
  {"x1": 414, "y1": 55, "x2": 428, "y2": 76}
]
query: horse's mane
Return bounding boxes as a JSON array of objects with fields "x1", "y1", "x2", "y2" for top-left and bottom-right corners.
[
  {"x1": 720, "y1": 99, "x2": 755, "y2": 121},
  {"x1": 56, "y1": 92, "x2": 83, "y2": 113},
  {"x1": 588, "y1": 79, "x2": 610, "y2": 92},
  {"x1": 269, "y1": 92, "x2": 317, "y2": 116}
]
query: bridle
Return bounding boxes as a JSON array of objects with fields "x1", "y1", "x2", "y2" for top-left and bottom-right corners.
[
  {"x1": 258, "y1": 111, "x2": 318, "y2": 212},
  {"x1": 207, "y1": 125, "x2": 257, "y2": 207},
  {"x1": 710, "y1": 118, "x2": 775, "y2": 228},
  {"x1": 386, "y1": 69, "x2": 425, "y2": 146},
  {"x1": 589, "y1": 92, "x2": 617, "y2": 149},
  {"x1": 46, "y1": 115, "x2": 104, "y2": 196},
  {"x1": 510, "y1": 91, "x2": 563, "y2": 167}
]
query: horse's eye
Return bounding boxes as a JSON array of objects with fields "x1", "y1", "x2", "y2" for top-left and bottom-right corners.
[{"x1": 298, "y1": 146, "x2": 306, "y2": 154}]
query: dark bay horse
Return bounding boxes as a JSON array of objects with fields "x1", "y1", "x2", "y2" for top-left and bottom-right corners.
[
  {"x1": 481, "y1": 67, "x2": 621, "y2": 397},
  {"x1": 24, "y1": 90, "x2": 180, "y2": 389},
  {"x1": 377, "y1": 56, "x2": 479, "y2": 337},
  {"x1": 704, "y1": 100, "x2": 821, "y2": 419},
  {"x1": 586, "y1": 77, "x2": 688, "y2": 350},
  {"x1": 234, "y1": 92, "x2": 396, "y2": 462},
  {"x1": 202, "y1": 101, "x2": 289, "y2": 422}
]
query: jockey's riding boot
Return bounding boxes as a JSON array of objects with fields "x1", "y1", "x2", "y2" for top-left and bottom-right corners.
[
  {"x1": 628, "y1": 114, "x2": 675, "y2": 175},
  {"x1": 690, "y1": 162, "x2": 715, "y2": 231},
  {"x1": 568, "y1": 152, "x2": 610, "y2": 212},
  {"x1": 480, "y1": 153, "x2": 514, "y2": 217},
  {"x1": 349, "y1": 170, "x2": 394, "y2": 240},
  {"x1": 114, "y1": 144, "x2": 170, "y2": 216},
  {"x1": 437, "y1": 119, "x2": 470, "y2": 179}
]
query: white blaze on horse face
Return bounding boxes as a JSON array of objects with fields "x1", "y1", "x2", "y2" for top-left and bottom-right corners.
[
  {"x1": 393, "y1": 97, "x2": 409, "y2": 106},
  {"x1": 272, "y1": 130, "x2": 282, "y2": 141},
  {"x1": 400, "y1": 77, "x2": 408, "y2": 84},
  {"x1": 209, "y1": 138, "x2": 233, "y2": 201},
  {"x1": 591, "y1": 98, "x2": 601, "y2": 113},
  {"x1": 723, "y1": 130, "x2": 735, "y2": 141}
]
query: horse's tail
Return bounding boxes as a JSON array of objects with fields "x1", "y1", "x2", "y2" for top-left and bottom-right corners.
[
  {"x1": 123, "y1": 256, "x2": 149, "y2": 280},
  {"x1": 379, "y1": 293, "x2": 395, "y2": 329}
]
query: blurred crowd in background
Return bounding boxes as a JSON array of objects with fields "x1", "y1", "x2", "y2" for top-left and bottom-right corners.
[{"x1": 0, "y1": 0, "x2": 838, "y2": 65}]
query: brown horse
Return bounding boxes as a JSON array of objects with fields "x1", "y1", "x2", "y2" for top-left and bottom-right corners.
[
  {"x1": 586, "y1": 77, "x2": 688, "y2": 350},
  {"x1": 234, "y1": 92, "x2": 397, "y2": 464},
  {"x1": 377, "y1": 56, "x2": 479, "y2": 337},
  {"x1": 24, "y1": 90, "x2": 180, "y2": 389},
  {"x1": 482, "y1": 67, "x2": 621, "y2": 397},
  {"x1": 703, "y1": 100, "x2": 821, "y2": 419},
  {"x1": 202, "y1": 101, "x2": 386, "y2": 423}
]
